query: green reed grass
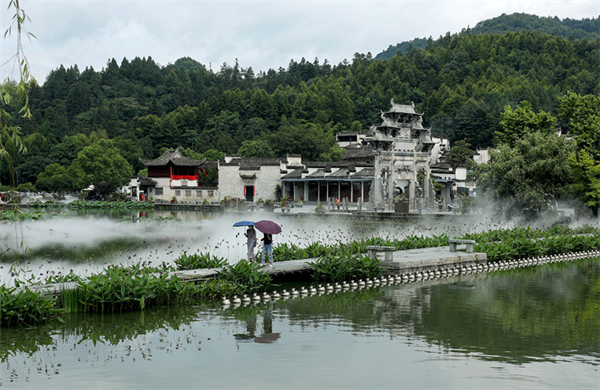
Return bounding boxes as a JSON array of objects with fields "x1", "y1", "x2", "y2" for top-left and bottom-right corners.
[{"x1": 60, "y1": 288, "x2": 81, "y2": 314}]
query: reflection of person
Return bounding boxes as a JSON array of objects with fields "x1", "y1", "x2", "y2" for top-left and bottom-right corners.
[
  {"x1": 261, "y1": 233, "x2": 273, "y2": 266},
  {"x1": 244, "y1": 226, "x2": 257, "y2": 261},
  {"x1": 247, "y1": 314, "x2": 257, "y2": 337},
  {"x1": 254, "y1": 300, "x2": 280, "y2": 344},
  {"x1": 263, "y1": 301, "x2": 273, "y2": 334}
]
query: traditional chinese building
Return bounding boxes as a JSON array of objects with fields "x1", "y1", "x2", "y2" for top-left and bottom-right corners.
[
  {"x1": 280, "y1": 160, "x2": 373, "y2": 203},
  {"x1": 217, "y1": 155, "x2": 374, "y2": 204},
  {"x1": 131, "y1": 148, "x2": 218, "y2": 203},
  {"x1": 218, "y1": 155, "x2": 287, "y2": 202},
  {"x1": 365, "y1": 99, "x2": 437, "y2": 211}
]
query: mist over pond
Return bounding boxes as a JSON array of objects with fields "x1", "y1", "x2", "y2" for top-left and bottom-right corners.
[{"x1": 1, "y1": 209, "x2": 598, "y2": 286}]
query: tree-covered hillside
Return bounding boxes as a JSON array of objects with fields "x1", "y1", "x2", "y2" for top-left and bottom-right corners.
[
  {"x1": 375, "y1": 13, "x2": 599, "y2": 60},
  {"x1": 3, "y1": 27, "x2": 599, "y2": 191}
]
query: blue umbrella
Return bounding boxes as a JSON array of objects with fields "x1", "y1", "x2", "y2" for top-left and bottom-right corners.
[{"x1": 233, "y1": 220, "x2": 254, "y2": 227}]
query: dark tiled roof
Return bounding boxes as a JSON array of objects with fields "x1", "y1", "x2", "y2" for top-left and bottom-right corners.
[
  {"x1": 281, "y1": 168, "x2": 304, "y2": 180},
  {"x1": 304, "y1": 161, "x2": 370, "y2": 169},
  {"x1": 220, "y1": 157, "x2": 284, "y2": 168},
  {"x1": 140, "y1": 148, "x2": 205, "y2": 167},
  {"x1": 306, "y1": 169, "x2": 326, "y2": 178},
  {"x1": 139, "y1": 177, "x2": 157, "y2": 186},
  {"x1": 430, "y1": 163, "x2": 452, "y2": 169},
  {"x1": 328, "y1": 168, "x2": 354, "y2": 178},
  {"x1": 343, "y1": 146, "x2": 374, "y2": 160},
  {"x1": 350, "y1": 167, "x2": 374, "y2": 178}
]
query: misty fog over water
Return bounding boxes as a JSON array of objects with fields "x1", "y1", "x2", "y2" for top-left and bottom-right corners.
[{"x1": 1, "y1": 210, "x2": 598, "y2": 287}]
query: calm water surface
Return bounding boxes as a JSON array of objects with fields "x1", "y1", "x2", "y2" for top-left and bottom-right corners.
[{"x1": 1, "y1": 259, "x2": 598, "y2": 389}]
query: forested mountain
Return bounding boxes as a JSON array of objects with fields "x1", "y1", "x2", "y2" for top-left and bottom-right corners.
[
  {"x1": 375, "y1": 13, "x2": 599, "y2": 60},
  {"x1": 4, "y1": 24, "x2": 599, "y2": 188}
]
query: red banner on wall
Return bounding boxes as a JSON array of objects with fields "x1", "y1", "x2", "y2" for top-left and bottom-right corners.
[{"x1": 171, "y1": 175, "x2": 198, "y2": 181}]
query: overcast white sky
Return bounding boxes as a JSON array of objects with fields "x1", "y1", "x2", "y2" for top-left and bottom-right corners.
[{"x1": 0, "y1": 0, "x2": 598, "y2": 84}]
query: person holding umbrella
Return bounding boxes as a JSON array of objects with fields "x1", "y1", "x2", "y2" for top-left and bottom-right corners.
[
  {"x1": 244, "y1": 226, "x2": 257, "y2": 262},
  {"x1": 261, "y1": 233, "x2": 273, "y2": 266},
  {"x1": 233, "y1": 220, "x2": 257, "y2": 262},
  {"x1": 254, "y1": 220, "x2": 281, "y2": 267}
]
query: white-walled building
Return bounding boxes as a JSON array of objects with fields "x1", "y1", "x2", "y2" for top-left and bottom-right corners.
[
  {"x1": 474, "y1": 149, "x2": 490, "y2": 165},
  {"x1": 218, "y1": 155, "x2": 288, "y2": 202},
  {"x1": 335, "y1": 132, "x2": 368, "y2": 147},
  {"x1": 130, "y1": 148, "x2": 219, "y2": 203}
]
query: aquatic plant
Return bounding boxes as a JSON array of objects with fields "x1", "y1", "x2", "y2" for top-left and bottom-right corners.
[
  {"x1": 474, "y1": 228, "x2": 600, "y2": 261},
  {"x1": 174, "y1": 252, "x2": 227, "y2": 270},
  {"x1": 0, "y1": 210, "x2": 44, "y2": 221},
  {"x1": 0, "y1": 237, "x2": 154, "y2": 263},
  {"x1": 45, "y1": 271, "x2": 82, "y2": 284},
  {"x1": 67, "y1": 200, "x2": 155, "y2": 210},
  {"x1": 216, "y1": 260, "x2": 271, "y2": 293},
  {"x1": 273, "y1": 243, "x2": 307, "y2": 261},
  {"x1": 311, "y1": 254, "x2": 381, "y2": 283},
  {"x1": 273, "y1": 233, "x2": 451, "y2": 261},
  {"x1": 304, "y1": 241, "x2": 331, "y2": 258},
  {"x1": 0, "y1": 286, "x2": 59, "y2": 327},
  {"x1": 196, "y1": 279, "x2": 246, "y2": 299},
  {"x1": 76, "y1": 265, "x2": 197, "y2": 313}
]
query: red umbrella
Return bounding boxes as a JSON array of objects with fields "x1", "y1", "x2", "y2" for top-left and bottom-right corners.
[{"x1": 254, "y1": 220, "x2": 282, "y2": 234}]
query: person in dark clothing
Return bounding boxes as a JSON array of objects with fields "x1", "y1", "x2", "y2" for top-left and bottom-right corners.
[{"x1": 261, "y1": 233, "x2": 273, "y2": 266}]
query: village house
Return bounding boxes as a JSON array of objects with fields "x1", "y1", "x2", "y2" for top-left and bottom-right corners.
[
  {"x1": 128, "y1": 102, "x2": 479, "y2": 210},
  {"x1": 130, "y1": 148, "x2": 219, "y2": 203},
  {"x1": 279, "y1": 161, "x2": 374, "y2": 204},
  {"x1": 218, "y1": 155, "x2": 287, "y2": 202}
]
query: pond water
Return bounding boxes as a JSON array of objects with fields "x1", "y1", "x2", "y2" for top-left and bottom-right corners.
[
  {"x1": 1, "y1": 259, "x2": 598, "y2": 389},
  {"x1": 1, "y1": 211, "x2": 599, "y2": 388}
]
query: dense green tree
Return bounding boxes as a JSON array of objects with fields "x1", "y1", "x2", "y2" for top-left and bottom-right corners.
[
  {"x1": 445, "y1": 139, "x2": 475, "y2": 169},
  {"x1": 319, "y1": 144, "x2": 347, "y2": 162},
  {"x1": 113, "y1": 136, "x2": 144, "y2": 174},
  {"x1": 35, "y1": 163, "x2": 75, "y2": 194},
  {"x1": 497, "y1": 101, "x2": 557, "y2": 147},
  {"x1": 569, "y1": 150, "x2": 600, "y2": 217},
  {"x1": 201, "y1": 149, "x2": 224, "y2": 161},
  {"x1": 66, "y1": 81, "x2": 92, "y2": 119},
  {"x1": 478, "y1": 132, "x2": 575, "y2": 218},
  {"x1": 559, "y1": 92, "x2": 600, "y2": 160},
  {"x1": 237, "y1": 139, "x2": 275, "y2": 158},
  {"x1": 69, "y1": 139, "x2": 133, "y2": 197},
  {"x1": 558, "y1": 92, "x2": 600, "y2": 216},
  {"x1": 453, "y1": 98, "x2": 496, "y2": 147},
  {"x1": 268, "y1": 120, "x2": 334, "y2": 161},
  {"x1": 201, "y1": 110, "x2": 243, "y2": 153},
  {"x1": 5, "y1": 22, "x2": 598, "y2": 183}
]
